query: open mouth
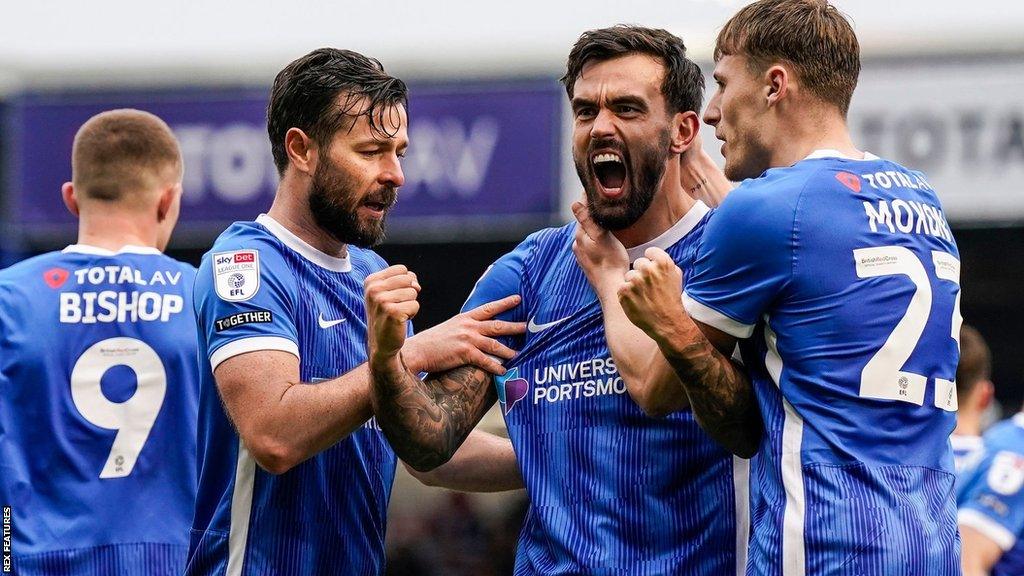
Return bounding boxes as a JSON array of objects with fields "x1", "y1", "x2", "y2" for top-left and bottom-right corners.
[
  {"x1": 360, "y1": 190, "x2": 396, "y2": 217},
  {"x1": 592, "y1": 152, "x2": 627, "y2": 198}
]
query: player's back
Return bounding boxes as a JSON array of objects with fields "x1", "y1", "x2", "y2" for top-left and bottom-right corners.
[
  {"x1": 0, "y1": 245, "x2": 199, "y2": 576},
  {"x1": 687, "y1": 151, "x2": 961, "y2": 574},
  {"x1": 957, "y1": 414, "x2": 1024, "y2": 576}
]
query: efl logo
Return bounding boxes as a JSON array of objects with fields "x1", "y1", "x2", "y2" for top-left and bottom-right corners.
[{"x1": 235, "y1": 253, "x2": 255, "y2": 263}]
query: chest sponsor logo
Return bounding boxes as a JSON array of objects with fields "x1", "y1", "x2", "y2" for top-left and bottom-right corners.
[
  {"x1": 43, "y1": 267, "x2": 70, "y2": 289},
  {"x1": 317, "y1": 312, "x2": 346, "y2": 329},
  {"x1": 214, "y1": 310, "x2": 273, "y2": 332},
  {"x1": 214, "y1": 250, "x2": 260, "y2": 302},
  {"x1": 496, "y1": 357, "x2": 627, "y2": 414},
  {"x1": 495, "y1": 368, "x2": 530, "y2": 415},
  {"x1": 988, "y1": 451, "x2": 1024, "y2": 497}
]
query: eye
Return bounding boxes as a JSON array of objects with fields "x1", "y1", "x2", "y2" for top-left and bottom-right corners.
[{"x1": 575, "y1": 107, "x2": 596, "y2": 120}]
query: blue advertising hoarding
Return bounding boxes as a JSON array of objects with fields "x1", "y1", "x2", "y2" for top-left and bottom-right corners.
[{"x1": 2, "y1": 80, "x2": 563, "y2": 244}]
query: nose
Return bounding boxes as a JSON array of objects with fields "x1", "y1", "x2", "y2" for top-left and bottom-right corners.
[
  {"x1": 381, "y1": 154, "x2": 405, "y2": 188},
  {"x1": 589, "y1": 108, "x2": 616, "y2": 140},
  {"x1": 703, "y1": 92, "x2": 721, "y2": 127}
]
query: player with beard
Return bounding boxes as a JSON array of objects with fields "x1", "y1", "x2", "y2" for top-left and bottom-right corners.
[
  {"x1": 185, "y1": 48, "x2": 525, "y2": 576},
  {"x1": 364, "y1": 27, "x2": 748, "y2": 575}
]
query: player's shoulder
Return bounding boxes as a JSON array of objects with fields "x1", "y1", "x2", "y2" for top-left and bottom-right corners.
[
  {"x1": 984, "y1": 414, "x2": 1024, "y2": 454},
  {"x1": 0, "y1": 250, "x2": 66, "y2": 282},
  {"x1": 207, "y1": 219, "x2": 283, "y2": 257},
  {"x1": 347, "y1": 246, "x2": 389, "y2": 274}
]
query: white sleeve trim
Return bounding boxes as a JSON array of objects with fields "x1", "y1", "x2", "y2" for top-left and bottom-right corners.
[
  {"x1": 209, "y1": 336, "x2": 300, "y2": 372},
  {"x1": 682, "y1": 291, "x2": 755, "y2": 339},
  {"x1": 959, "y1": 508, "x2": 1018, "y2": 551}
]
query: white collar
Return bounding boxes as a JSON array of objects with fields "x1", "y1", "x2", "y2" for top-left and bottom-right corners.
[
  {"x1": 256, "y1": 213, "x2": 352, "y2": 273},
  {"x1": 804, "y1": 149, "x2": 879, "y2": 161},
  {"x1": 626, "y1": 201, "x2": 710, "y2": 263},
  {"x1": 950, "y1": 434, "x2": 983, "y2": 450},
  {"x1": 62, "y1": 244, "x2": 161, "y2": 256}
]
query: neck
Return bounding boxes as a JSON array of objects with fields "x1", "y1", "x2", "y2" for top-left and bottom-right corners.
[
  {"x1": 268, "y1": 172, "x2": 348, "y2": 259},
  {"x1": 76, "y1": 209, "x2": 160, "y2": 252},
  {"x1": 954, "y1": 408, "x2": 983, "y2": 438},
  {"x1": 768, "y1": 108, "x2": 862, "y2": 169},
  {"x1": 610, "y1": 160, "x2": 696, "y2": 249}
]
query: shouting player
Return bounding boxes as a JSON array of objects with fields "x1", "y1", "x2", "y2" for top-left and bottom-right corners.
[
  {"x1": 185, "y1": 48, "x2": 524, "y2": 576},
  {"x1": 366, "y1": 27, "x2": 748, "y2": 575},
  {"x1": 0, "y1": 110, "x2": 197, "y2": 575},
  {"x1": 606, "y1": 0, "x2": 963, "y2": 573}
]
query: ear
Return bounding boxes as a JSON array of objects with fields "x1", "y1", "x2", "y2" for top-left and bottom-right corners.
[
  {"x1": 765, "y1": 64, "x2": 789, "y2": 107},
  {"x1": 156, "y1": 182, "x2": 181, "y2": 223},
  {"x1": 977, "y1": 380, "x2": 995, "y2": 411},
  {"x1": 61, "y1": 182, "x2": 80, "y2": 217},
  {"x1": 284, "y1": 127, "x2": 317, "y2": 176},
  {"x1": 669, "y1": 111, "x2": 702, "y2": 155}
]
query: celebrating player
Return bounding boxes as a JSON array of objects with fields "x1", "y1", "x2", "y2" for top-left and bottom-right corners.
[
  {"x1": 0, "y1": 110, "x2": 198, "y2": 575},
  {"x1": 184, "y1": 48, "x2": 524, "y2": 576},
  {"x1": 951, "y1": 325, "x2": 995, "y2": 475},
  {"x1": 609, "y1": 0, "x2": 963, "y2": 572},
  {"x1": 366, "y1": 27, "x2": 749, "y2": 575}
]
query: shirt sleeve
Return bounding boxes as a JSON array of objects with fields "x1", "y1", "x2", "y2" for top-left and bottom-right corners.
[
  {"x1": 194, "y1": 242, "x2": 300, "y2": 371},
  {"x1": 959, "y1": 449, "x2": 1024, "y2": 551},
  {"x1": 683, "y1": 183, "x2": 798, "y2": 339},
  {"x1": 460, "y1": 241, "x2": 530, "y2": 350}
]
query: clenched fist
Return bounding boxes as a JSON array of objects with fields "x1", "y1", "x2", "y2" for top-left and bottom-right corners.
[
  {"x1": 618, "y1": 247, "x2": 687, "y2": 343},
  {"x1": 365, "y1": 265, "x2": 421, "y2": 363}
]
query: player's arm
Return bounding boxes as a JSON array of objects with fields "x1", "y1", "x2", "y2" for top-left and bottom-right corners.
[
  {"x1": 616, "y1": 248, "x2": 761, "y2": 457},
  {"x1": 405, "y1": 429, "x2": 522, "y2": 492},
  {"x1": 571, "y1": 203, "x2": 690, "y2": 417},
  {"x1": 959, "y1": 525, "x2": 1003, "y2": 576},
  {"x1": 215, "y1": 352, "x2": 373, "y2": 474},
  {"x1": 679, "y1": 132, "x2": 734, "y2": 208},
  {"x1": 366, "y1": 266, "x2": 508, "y2": 472}
]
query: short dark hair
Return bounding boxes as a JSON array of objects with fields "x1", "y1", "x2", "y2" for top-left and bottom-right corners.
[
  {"x1": 267, "y1": 47, "x2": 409, "y2": 175},
  {"x1": 957, "y1": 324, "x2": 992, "y2": 403},
  {"x1": 72, "y1": 108, "x2": 181, "y2": 203},
  {"x1": 561, "y1": 25, "x2": 704, "y2": 116},
  {"x1": 715, "y1": 0, "x2": 860, "y2": 116}
]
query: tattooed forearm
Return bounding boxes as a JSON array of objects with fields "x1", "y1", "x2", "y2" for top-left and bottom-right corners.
[
  {"x1": 660, "y1": 337, "x2": 762, "y2": 458},
  {"x1": 370, "y1": 355, "x2": 497, "y2": 471}
]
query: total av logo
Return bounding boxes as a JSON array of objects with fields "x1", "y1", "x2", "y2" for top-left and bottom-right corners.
[
  {"x1": 214, "y1": 250, "x2": 260, "y2": 302},
  {"x1": 495, "y1": 368, "x2": 530, "y2": 415}
]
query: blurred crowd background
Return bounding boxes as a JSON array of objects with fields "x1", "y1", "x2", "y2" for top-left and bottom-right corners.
[{"x1": 2, "y1": 1, "x2": 1023, "y2": 572}]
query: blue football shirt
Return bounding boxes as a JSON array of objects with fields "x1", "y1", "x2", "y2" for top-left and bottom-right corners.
[
  {"x1": 0, "y1": 245, "x2": 199, "y2": 575},
  {"x1": 952, "y1": 433, "x2": 984, "y2": 477},
  {"x1": 185, "y1": 214, "x2": 397, "y2": 576},
  {"x1": 957, "y1": 414, "x2": 1024, "y2": 576},
  {"x1": 684, "y1": 150, "x2": 962, "y2": 574},
  {"x1": 464, "y1": 202, "x2": 749, "y2": 576}
]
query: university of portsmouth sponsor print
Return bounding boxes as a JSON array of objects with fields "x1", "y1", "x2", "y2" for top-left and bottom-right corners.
[
  {"x1": 496, "y1": 358, "x2": 627, "y2": 414},
  {"x1": 53, "y1": 265, "x2": 186, "y2": 324},
  {"x1": 214, "y1": 249, "x2": 260, "y2": 302}
]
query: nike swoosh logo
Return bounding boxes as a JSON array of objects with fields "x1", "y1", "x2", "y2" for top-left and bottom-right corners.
[
  {"x1": 527, "y1": 315, "x2": 570, "y2": 333},
  {"x1": 318, "y1": 313, "x2": 346, "y2": 329}
]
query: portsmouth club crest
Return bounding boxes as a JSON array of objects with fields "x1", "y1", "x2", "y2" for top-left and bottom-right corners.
[
  {"x1": 214, "y1": 250, "x2": 260, "y2": 302},
  {"x1": 495, "y1": 367, "x2": 530, "y2": 415}
]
